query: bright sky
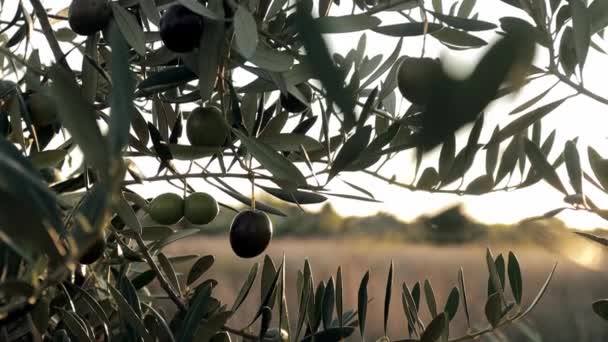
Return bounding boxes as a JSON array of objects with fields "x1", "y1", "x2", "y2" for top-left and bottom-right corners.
[{"x1": 8, "y1": 0, "x2": 608, "y2": 229}]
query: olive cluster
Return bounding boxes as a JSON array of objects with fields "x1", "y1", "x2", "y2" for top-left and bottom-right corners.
[
  {"x1": 149, "y1": 192, "x2": 272, "y2": 259},
  {"x1": 149, "y1": 192, "x2": 219, "y2": 225}
]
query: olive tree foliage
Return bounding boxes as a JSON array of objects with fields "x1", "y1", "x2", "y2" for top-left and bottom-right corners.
[{"x1": 0, "y1": 0, "x2": 607, "y2": 340}]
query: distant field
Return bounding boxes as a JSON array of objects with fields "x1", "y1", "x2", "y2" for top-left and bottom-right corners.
[{"x1": 163, "y1": 237, "x2": 608, "y2": 342}]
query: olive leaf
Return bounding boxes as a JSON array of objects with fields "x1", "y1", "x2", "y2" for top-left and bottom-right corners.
[
  {"x1": 234, "y1": 5, "x2": 258, "y2": 58},
  {"x1": 111, "y1": 3, "x2": 146, "y2": 56},
  {"x1": 233, "y1": 130, "x2": 307, "y2": 187}
]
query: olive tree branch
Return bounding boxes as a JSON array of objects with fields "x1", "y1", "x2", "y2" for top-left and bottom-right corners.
[
  {"x1": 122, "y1": 172, "x2": 275, "y2": 186},
  {"x1": 29, "y1": 0, "x2": 72, "y2": 71},
  {"x1": 363, "y1": 169, "x2": 527, "y2": 195},
  {"x1": 550, "y1": 67, "x2": 608, "y2": 106},
  {"x1": 132, "y1": 233, "x2": 187, "y2": 311},
  {"x1": 132, "y1": 233, "x2": 261, "y2": 340}
]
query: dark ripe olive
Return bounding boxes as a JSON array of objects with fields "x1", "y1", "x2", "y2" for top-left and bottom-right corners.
[
  {"x1": 160, "y1": 5, "x2": 204, "y2": 53},
  {"x1": 68, "y1": 0, "x2": 112, "y2": 36},
  {"x1": 229, "y1": 210, "x2": 273, "y2": 258},
  {"x1": 397, "y1": 57, "x2": 442, "y2": 105},
  {"x1": 280, "y1": 83, "x2": 313, "y2": 113},
  {"x1": 78, "y1": 236, "x2": 106, "y2": 265}
]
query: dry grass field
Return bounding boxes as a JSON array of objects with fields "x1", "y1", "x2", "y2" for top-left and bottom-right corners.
[{"x1": 163, "y1": 237, "x2": 608, "y2": 341}]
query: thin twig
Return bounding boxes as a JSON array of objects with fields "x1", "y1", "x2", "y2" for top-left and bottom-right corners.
[
  {"x1": 363, "y1": 169, "x2": 525, "y2": 195},
  {"x1": 550, "y1": 67, "x2": 608, "y2": 106},
  {"x1": 122, "y1": 171, "x2": 275, "y2": 186},
  {"x1": 29, "y1": 0, "x2": 71, "y2": 71},
  {"x1": 133, "y1": 233, "x2": 187, "y2": 311}
]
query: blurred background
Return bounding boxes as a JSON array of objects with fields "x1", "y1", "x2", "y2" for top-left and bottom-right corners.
[{"x1": 154, "y1": 196, "x2": 608, "y2": 341}]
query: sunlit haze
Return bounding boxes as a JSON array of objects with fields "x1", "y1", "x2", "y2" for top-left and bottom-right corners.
[{"x1": 10, "y1": 0, "x2": 608, "y2": 229}]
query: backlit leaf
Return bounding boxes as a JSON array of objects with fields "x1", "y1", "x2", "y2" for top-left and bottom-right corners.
[
  {"x1": 111, "y1": 3, "x2": 146, "y2": 55},
  {"x1": 564, "y1": 140, "x2": 582, "y2": 194},
  {"x1": 508, "y1": 251, "x2": 523, "y2": 304},
  {"x1": 234, "y1": 130, "x2": 306, "y2": 186},
  {"x1": 234, "y1": 5, "x2": 258, "y2": 58},
  {"x1": 315, "y1": 14, "x2": 381, "y2": 33},
  {"x1": 524, "y1": 139, "x2": 567, "y2": 195}
]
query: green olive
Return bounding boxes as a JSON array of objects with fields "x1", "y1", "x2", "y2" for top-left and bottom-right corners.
[
  {"x1": 184, "y1": 192, "x2": 219, "y2": 225},
  {"x1": 149, "y1": 193, "x2": 184, "y2": 225},
  {"x1": 186, "y1": 106, "x2": 228, "y2": 147},
  {"x1": 27, "y1": 92, "x2": 58, "y2": 127}
]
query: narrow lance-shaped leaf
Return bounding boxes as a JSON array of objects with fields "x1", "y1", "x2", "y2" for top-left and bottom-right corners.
[
  {"x1": 329, "y1": 125, "x2": 372, "y2": 181},
  {"x1": 108, "y1": 285, "x2": 153, "y2": 341},
  {"x1": 358, "y1": 270, "x2": 370, "y2": 340},
  {"x1": 234, "y1": 5, "x2": 258, "y2": 58},
  {"x1": 486, "y1": 249, "x2": 505, "y2": 303},
  {"x1": 233, "y1": 130, "x2": 306, "y2": 187},
  {"x1": 187, "y1": 255, "x2": 215, "y2": 286},
  {"x1": 564, "y1": 140, "x2": 582, "y2": 194},
  {"x1": 485, "y1": 292, "x2": 503, "y2": 328},
  {"x1": 176, "y1": 283, "x2": 212, "y2": 342},
  {"x1": 111, "y1": 3, "x2": 146, "y2": 55},
  {"x1": 295, "y1": 266, "x2": 312, "y2": 341},
  {"x1": 49, "y1": 65, "x2": 109, "y2": 173},
  {"x1": 493, "y1": 97, "x2": 567, "y2": 144},
  {"x1": 569, "y1": 0, "x2": 591, "y2": 70},
  {"x1": 250, "y1": 265, "x2": 283, "y2": 327},
  {"x1": 589, "y1": 0, "x2": 608, "y2": 35},
  {"x1": 524, "y1": 139, "x2": 567, "y2": 195},
  {"x1": 458, "y1": 268, "x2": 471, "y2": 328},
  {"x1": 383, "y1": 261, "x2": 393, "y2": 336},
  {"x1": 198, "y1": 1, "x2": 225, "y2": 102},
  {"x1": 439, "y1": 134, "x2": 456, "y2": 181},
  {"x1": 402, "y1": 283, "x2": 419, "y2": 337},
  {"x1": 323, "y1": 277, "x2": 335, "y2": 330},
  {"x1": 431, "y1": 26, "x2": 488, "y2": 48},
  {"x1": 311, "y1": 280, "x2": 326, "y2": 332},
  {"x1": 373, "y1": 22, "x2": 444, "y2": 37},
  {"x1": 314, "y1": 14, "x2": 381, "y2": 33},
  {"x1": 444, "y1": 287, "x2": 460, "y2": 321},
  {"x1": 429, "y1": 10, "x2": 496, "y2": 31},
  {"x1": 359, "y1": 38, "x2": 403, "y2": 90},
  {"x1": 508, "y1": 252, "x2": 523, "y2": 305},
  {"x1": 261, "y1": 255, "x2": 278, "y2": 307},
  {"x1": 336, "y1": 266, "x2": 343, "y2": 328},
  {"x1": 157, "y1": 253, "x2": 181, "y2": 296},
  {"x1": 424, "y1": 279, "x2": 438, "y2": 318}
]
